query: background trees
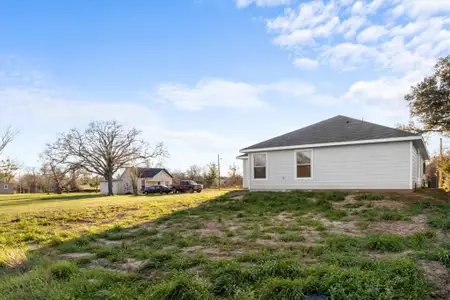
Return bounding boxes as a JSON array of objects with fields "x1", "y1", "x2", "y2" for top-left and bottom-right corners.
[
  {"x1": 0, "y1": 127, "x2": 17, "y2": 156},
  {"x1": 55, "y1": 121, "x2": 167, "y2": 196},
  {"x1": 405, "y1": 56, "x2": 450, "y2": 189},
  {"x1": 405, "y1": 56, "x2": 450, "y2": 136}
]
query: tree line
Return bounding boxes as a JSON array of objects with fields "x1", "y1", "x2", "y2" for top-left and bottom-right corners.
[
  {"x1": 171, "y1": 163, "x2": 243, "y2": 189},
  {"x1": 0, "y1": 121, "x2": 167, "y2": 196}
]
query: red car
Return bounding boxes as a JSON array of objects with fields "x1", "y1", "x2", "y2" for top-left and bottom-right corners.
[{"x1": 171, "y1": 180, "x2": 203, "y2": 193}]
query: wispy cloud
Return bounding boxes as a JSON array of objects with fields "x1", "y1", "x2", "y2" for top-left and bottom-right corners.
[
  {"x1": 148, "y1": 78, "x2": 320, "y2": 111},
  {"x1": 235, "y1": 0, "x2": 290, "y2": 8}
]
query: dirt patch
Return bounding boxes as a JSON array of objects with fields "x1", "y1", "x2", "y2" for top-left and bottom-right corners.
[
  {"x1": 60, "y1": 252, "x2": 94, "y2": 259},
  {"x1": 196, "y1": 221, "x2": 224, "y2": 236},
  {"x1": 333, "y1": 195, "x2": 359, "y2": 208},
  {"x1": 368, "y1": 214, "x2": 427, "y2": 236},
  {"x1": 97, "y1": 238, "x2": 123, "y2": 245},
  {"x1": 368, "y1": 250, "x2": 413, "y2": 259},
  {"x1": 194, "y1": 220, "x2": 242, "y2": 237},
  {"x1": 202, "y1": 248, "x2": 233, "y2": 260},
  {"x1": 183, "y1": 246, "x2": 233, "y2": 259},
  {"x1": 370, "y1": 200, "x2": 406, "y2": 209},
  {"x1": 183, "y1": 245, "x2": 204, "y2": 253},
  {"x1": 420, "y1": 260, "x2": 450, "y2": 299},
  {"x1": 334, "y1": 195, "x2": 405, "y2": 210},
  {"x1": 272, "y1": 213, "x2": 296, "y2": 225},
  {"x1": 307, "y1": 213, "x2": 361, "y2": 236},
  {"x1": 117, "y1": 259, "x2": 146, "y2": 272},
  {"x1": 27, "y1": 243, "x2": 41, "y2": 250}
]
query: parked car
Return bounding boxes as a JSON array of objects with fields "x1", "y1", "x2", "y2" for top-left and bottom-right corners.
[
  {"x1": 171, "y1": 180, "x2": 203, "y2": 193},
  {"x1": 143, "y1": 185, "x2": 172, "y2": 195}
]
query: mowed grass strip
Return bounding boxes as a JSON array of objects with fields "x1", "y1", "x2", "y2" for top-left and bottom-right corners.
[{"x1": 0, "y1": 191, "x2": 227, "y2": 246}]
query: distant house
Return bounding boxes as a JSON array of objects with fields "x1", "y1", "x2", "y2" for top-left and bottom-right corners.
[
  {"x1": 100, "y1": 168, "x2": 173, "y2": 195},
  {"x1": 238, "y1": 115, "x2": 429, "y2": 191},
  {"x1": 0, "y1": 182, "x2": 14, "y2": 194}
]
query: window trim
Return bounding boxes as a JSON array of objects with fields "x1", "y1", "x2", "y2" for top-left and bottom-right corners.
[
  {"x1": 294, "y1": 149, "x2": 313, "y2": 180},
  {"x1": 252, "y1": 152, "x2": 268, "y2": 180}
]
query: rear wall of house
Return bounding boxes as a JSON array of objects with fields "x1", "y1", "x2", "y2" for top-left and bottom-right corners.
[{"x1": 247, "y1": 141, "x2": 411, "y2": 190}]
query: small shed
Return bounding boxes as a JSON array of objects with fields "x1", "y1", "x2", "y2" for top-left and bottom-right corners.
[{"x1": 99, "y1": 180, "x2": 123, "y2": 195}]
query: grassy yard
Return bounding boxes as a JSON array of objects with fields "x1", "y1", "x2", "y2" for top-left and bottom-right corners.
[{"x1": 1, "y1": 190, "x2": 450, "y2": 299}]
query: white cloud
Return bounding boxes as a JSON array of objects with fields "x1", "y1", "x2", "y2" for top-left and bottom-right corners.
[
  {"x1": 314, "y1": 16, "x2": 340, "y2": 37},
  {"x1": 399, "y1": 0, "x2": 450, "y2": 18},
  {"x1": 293, "y1": 57, "x2": 319, "y2": 69},
  {"x1": 236, "y1": 0, "x2": 290, "y2": 8},
  {"x1": 266, "y1": 1, "x2": 336, "y2": 32},
  {"x1": 263, "y1": 0, "x2": 450, "y2": 73},
  {"x1": 339, "y1": 16, "x2": 367, "y2": 39},
  {"x1": 390, "y1": 21, "x2": 428, "y2": 37},
  {"x1": 357, "y1": 25, "x2": 388, "y2": 43},
  {"x1": 322, "y1": 43, "x2": 380, "y2": 70},
  {"x1": 273, "y1": 29, "x2": 314, "y2": 46},
  {"x1": 152, "y1": 79, "x2": 265, "y2": 111},
  {"x1": 150, "y1": 78, "x2": 322, "y2": 111}
]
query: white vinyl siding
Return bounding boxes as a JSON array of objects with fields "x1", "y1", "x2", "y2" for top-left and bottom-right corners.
[
  {"x1": 249, "y1": 141, "x2": 411, "y2": 190},
  {"x1": 243, "y1": 159, "x2": 249, "y2": 188},
  {"x1": 411, "y1": 144, "x2": 424, "y2": 188},
  {"x1": 411, "y1": 144, "x2": 418, "y2": 188}
]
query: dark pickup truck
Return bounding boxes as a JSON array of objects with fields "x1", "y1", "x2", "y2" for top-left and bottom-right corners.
[{"x1": 171, "y1": 180, "x2": 203, "y2": 193}]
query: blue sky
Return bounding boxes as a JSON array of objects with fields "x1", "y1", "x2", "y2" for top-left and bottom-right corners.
[{"x1": 1, "y1": 0, "x2": 449, "y2": 174}]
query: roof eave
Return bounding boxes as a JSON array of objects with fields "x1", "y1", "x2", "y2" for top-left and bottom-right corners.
[{"x1": 240, "y1": 136, "x2": 424, "y2": 153}]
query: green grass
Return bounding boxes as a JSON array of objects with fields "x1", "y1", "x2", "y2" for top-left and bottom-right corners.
[{"x1": 0, "y1": 190, "x2": 449, "y2": 298}]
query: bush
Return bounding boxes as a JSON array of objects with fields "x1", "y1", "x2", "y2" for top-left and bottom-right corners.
[{"x1": 49, "y1": 261, "x2": 78, "y2": 281}]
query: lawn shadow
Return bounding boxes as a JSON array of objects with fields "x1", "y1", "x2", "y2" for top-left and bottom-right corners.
[{"x1": 0, "y1": 193, "x2": 106, "y2": 208}]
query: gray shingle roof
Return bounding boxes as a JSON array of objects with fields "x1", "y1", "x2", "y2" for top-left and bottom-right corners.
[
  {"x1": 242, "y1": 115, "x2": 419, "y2": 151},
  {"x1": 138, "y1": 168, "x2": 173, "y2": 178}
]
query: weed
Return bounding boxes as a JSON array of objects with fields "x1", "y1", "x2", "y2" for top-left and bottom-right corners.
[
  {"x1": 49, "y1": 261, "x2": 78, "y2": 281},
  {"x1": 279, "y1": 233, "x2": 306, "y2": 242}
]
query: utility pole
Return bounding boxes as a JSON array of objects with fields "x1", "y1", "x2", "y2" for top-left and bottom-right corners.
[
  {"x1": 439, "y1": 137, "x2": 443, "y2": 188},
  {"x1": 217, "y1": 154, "x2": 221, "y2": 191}
]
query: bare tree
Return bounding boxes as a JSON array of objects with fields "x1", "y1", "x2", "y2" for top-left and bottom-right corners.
[
  {"x1": 227, "y1": 163, "x2": 243, "y2": 187},
  {"x1": 126, "y1": 166, "x2": 142, "y2": 196},
  {"x1": 186, "y1": 165, "x2": 203, "y2": 183},
  {"x1": 40, "y1": 143, "x2": 75, "y2": 194},
  {"x1": 0, "y1": 127, "x2": 17, "y2": 156},
  {"x1": 56, "y1": 121, "x2": 167, "y2": 196}
]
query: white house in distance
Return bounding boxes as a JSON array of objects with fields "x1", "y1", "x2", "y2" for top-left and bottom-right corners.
[
  {"x1": 238, "y1": 115, "x2": 429, "y2": 191},
  {"x1": 100, "y1": 168, "x2": 173, "y2": 195}
]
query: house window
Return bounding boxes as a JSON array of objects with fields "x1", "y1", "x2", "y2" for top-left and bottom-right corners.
[
  {"x1": 253, "y1": 153, "x2": 267, "y2": 179},
  {"x1": 296, "y1": 150, "x2": 312, "y2": 178},
  {"x1": 4, "y1": 184, "x2": 8, "y2": 190}
]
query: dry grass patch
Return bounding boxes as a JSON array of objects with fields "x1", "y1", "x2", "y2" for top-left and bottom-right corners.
[
  {"x1": 59, "y1": 252, "x2": 94, "y2": 259},
  {"x1": 368, "y1": 214, "x2": 428, "y2": 236},
  {"x1": 0, "y1": 247, "x2": 28, "y2": 269},
  {"x1": 420, "y1": 260, "x2": 450, "y2": 300}
]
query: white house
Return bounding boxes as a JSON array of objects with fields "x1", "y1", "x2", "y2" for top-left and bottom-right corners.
[
  {"x1": 100, "y1": 168, "x2": 173, "y2": 195},
  {"x1": 238, "y1": 115, "x2": 429, "y2": 191}
]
